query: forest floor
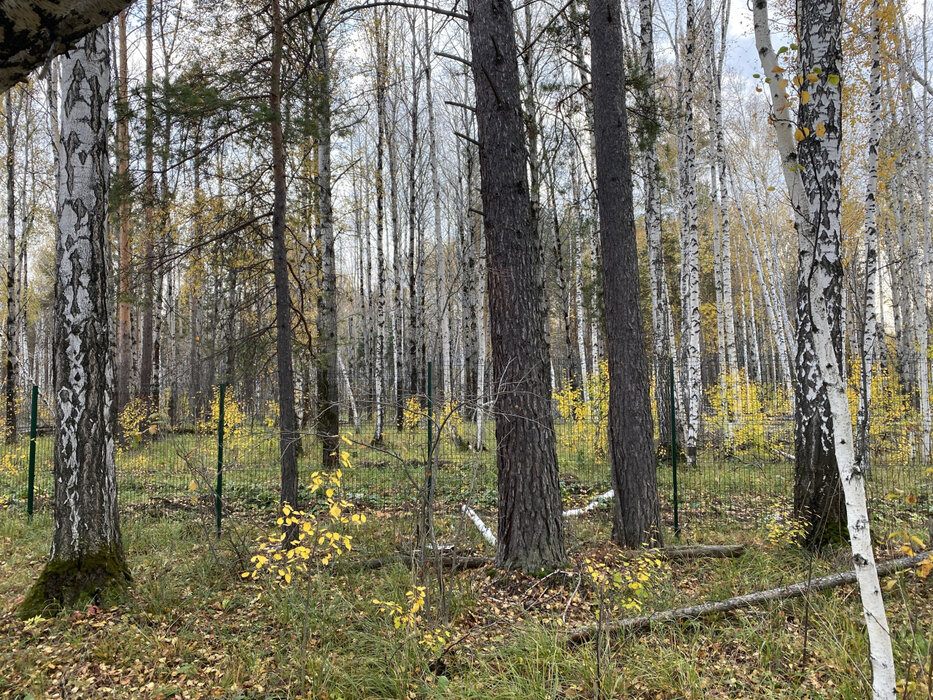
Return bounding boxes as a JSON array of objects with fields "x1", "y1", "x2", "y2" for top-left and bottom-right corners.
[{"x1": 1, "y1": 493, "x2": 932, "y2": 699}]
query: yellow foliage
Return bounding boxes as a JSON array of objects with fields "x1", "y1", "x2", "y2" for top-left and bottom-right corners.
[
  {"x1": 373, "y1": 586, "x2": 426, "y2": 629},
  {"x1": 585, "y1": 554, "x2": 667, "y2": 613},
  {"x1": 553, "y1": 361, "x2": 609, "y2": 460},
  {"x1": 244, "y1": 442, "x2": 364, "y2": 585},
  {"x1": 707, "y1": 369, "x2": 789, "y2": 453},
  {"x1": 402, "y1": 398, "x2": 422, "y2": 432}
]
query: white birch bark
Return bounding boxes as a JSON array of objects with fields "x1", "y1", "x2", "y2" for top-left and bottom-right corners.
[
  {"x1": 423, "y1": 13, "x2": 450, "y2": 402},
  {"x1": 800, "y1": 0, "x2": 896, "y2": 690},
  {"x1": 50, "y1": 24, "x2": 124, "y2": 565},
  {"x1": 856, "y1": 2, "x2": 880, "y2": 472},
  {"x1": 679, "y1": 0, "x2": 702, "y2": 465}
]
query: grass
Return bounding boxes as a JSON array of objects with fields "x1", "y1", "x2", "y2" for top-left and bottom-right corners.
[
  {"x1": 0, "y1": 410, "x2": 931, "y2": 696},
  {"x1": 1, "y1": 488, "x2": 932, "y2": 698}
]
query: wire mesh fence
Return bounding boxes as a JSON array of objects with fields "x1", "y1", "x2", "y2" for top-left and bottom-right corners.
[{"x1": 1, "y1": 363, "x2": 930, "y2": 542}]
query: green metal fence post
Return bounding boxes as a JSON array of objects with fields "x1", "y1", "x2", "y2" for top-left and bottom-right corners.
[
  {"x1": 26, "y1": 385, "x2": 38, "y2": 521},
  {"x1": 669, "y1": 358, "x2": 680, "y2": 538},
  {"x1": 426, "y1": 361, "x2": 433, "y2": 494},
  {"x1": 216, "y1": 383, "x2": 226, "y2": 538}
]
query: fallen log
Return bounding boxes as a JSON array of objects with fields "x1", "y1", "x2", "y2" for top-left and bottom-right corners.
[
  {"x1": 351, "y1": 554, "x2": 492, "y2": 572},
  {"x1": 568, "y1": 550, "x2": 932, "y2": 642},
  {"x1": 620, "y1": 544, "x2": 746, "y2": 561}
]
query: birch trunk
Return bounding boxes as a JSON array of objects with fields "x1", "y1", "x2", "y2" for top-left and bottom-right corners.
[
  {"x1": 753, "y1": 0, "x2": 843, "y2": 545},
  {"x1": 21, "y1": 25, "x2": 130, "y2": 617},
  {"x1": 856, "y1": 1, "x2": 881, "y2": 471},
  {"x1": 374, "y1": 11, "x2": 388, "y2": 443},
  {"x1": 799, "y1": 0, "x2": 895, "y2": 687},
  {"x1": 315, "y1": 15, "x2": 339, "y2": 472},
  {"x1": 639, "y1": 0, "x2": 676, "y2": 452},
  {"x1": 423, "y1": 14, "x2": 450, "y2": 403},
  {"x1": 4, "y1": 89, "x2": 17, "y2": 442},
  {"x1": 679, "y1": 0, "x2": 702, "y2": 466}
]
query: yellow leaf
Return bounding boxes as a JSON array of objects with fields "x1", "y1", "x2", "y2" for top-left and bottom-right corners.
[
  {"x1": 815, "y1": 122, "x2": 826, "y2": 138},
  {"x1": 794, "y1": 128, "x2": 805, "y2": 142},
  {"x1": 800, "y1": 90, "x2": 810, "y2": 105}
]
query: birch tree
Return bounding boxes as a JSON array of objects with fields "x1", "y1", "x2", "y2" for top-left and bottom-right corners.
[
  {"x1": 679, "y1": 0, "x2": 702, "y2": 466},
  {"x1": 798, "y1": 0, "x2": 895, "y2": 691},
  {"x1": 20, "y1": 26, "x2": 130, "y2": 617},
  {"x1": 753, "y1": 0, "x2": 844, "y2": 546},
  {"x1": 856, "y1": 0, "x2": 882, "y2": 471}
]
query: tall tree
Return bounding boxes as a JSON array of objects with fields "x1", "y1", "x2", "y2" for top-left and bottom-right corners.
[
  {"x1": 115, "y1": 9, "x2": 132, "y2": 413},
  {"x1": 589, "y1": 0, "x2": 662, "y2": 547},
  {"x1": 315, "y1": 12, "x2": 340, "y2": 472},
  {"x1": 638, "y1": 0, "x2": 677, "y2": 453},
  {"x1": 753, "y1": 0, "x2": 844, "y2": 546},
  {"x1": 679, "y1": 0, "x2": 702, "y2": 466},
  {"x1": 467, "y1": 0, "x2": 566, "y2": 571},
  {"x1": 20, "y1": 26, "x2": 130, "y2": 616},
  {"x1": 139, "y1": 0, "x2": 156, "y2": 406},
  {"x1": 797, "y1": 0, "x2": 895, "y2": 691},
  {"x1": 856, "y1": 0, "x2": 882, "y2": 471},
  {"x1": 270, "y1": 0, "x2": 299, "y2": 520},
  {"x1": 4, "y1": 88, "x2": 17, "y2": 443}
]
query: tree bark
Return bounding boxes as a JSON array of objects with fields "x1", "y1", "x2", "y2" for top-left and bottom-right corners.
[
  {"x1": 569, "y1": 551, "x2": 929, "y2": 643},
  {"x1": 467, "y1": 0, "x2": 565, "y2": 571},
  {"x1": 799, "y1": 0, "x2": 895, "y2": 687},
  {"x1": 753, "y1": 0, "x2": 843, "y2": 547},
  {"x1": 315, "y1": 14, "x2": 339, "y2": 472},
  {"x1": 679, "y1": 0, "x2": 702, "y2": 466},
  {"x1": 589, "y1": 0, "x2": 661, "y2": 547},
  {"x1": 21, "y1": 25, "x2": 129, "y2": 617},
  {"x1": 270, "y1": 0, "x2": 299, "y2": 521},
  {"x1": 856, "y1": 0, "x2": 881, "y2": 471},
  {"x1": 115, "y1": 9, "x2": 132, "y2": 415},
  {"x1": 4, "y1": 89, "x2": 18, "y2": 443},
  {"x1": 0, "y1": 0, "x2": 137, "y2": 91}
]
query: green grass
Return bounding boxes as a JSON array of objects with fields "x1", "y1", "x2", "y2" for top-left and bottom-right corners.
[
  {"x1": 2, "y1": 415, "x2": 930, "y2": 541},
  {"x1": 1, "y1": 505, "x2": 932, "y2": 698}
]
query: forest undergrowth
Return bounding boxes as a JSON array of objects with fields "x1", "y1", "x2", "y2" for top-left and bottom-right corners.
[{"x1": 1, "y1": 499, "x2": 932, "y2": 699}]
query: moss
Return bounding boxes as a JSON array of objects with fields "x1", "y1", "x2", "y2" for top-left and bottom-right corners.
[{"x1": 18, "y1": 549, "x2": 131, "y2": 619}]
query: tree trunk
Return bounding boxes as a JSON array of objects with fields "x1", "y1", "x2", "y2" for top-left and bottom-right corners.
[
  {"x1": 270, "y1": 0, "x2": 299, "y2": 521},
  {"x1": 115, "y1": 10, "x2": 132, "y2": 415},
  {"x1": 753, "y1": 0, "x2": 843, "y2": 546},
  {"x1": 373, "y1": 10, "x2": 388, "y2": 444},
  {"x1": 638, "y1": 0, "x2": 676, "y2": 453},
  {"x1": 4, "y1": 89, "x2": 17, "y2": 443},
  {"x1": 315, "y1": 16, "x2": 339, "y2": 472},
  {"x1": 856, "y1": 1, "x2": 881, "y2": 471},
  {"x1": 139, "y1": 0, "x2": 155, "y2": 407},
  {"x1": 799, "y1": 0, "x2": 895, "y2": 689},
  {"x1": 467, "y1": 0, "x2": 565, "y2": 571},
  {"x1": 679, "y1": 0, "x2": 702, "y2": 466},
  {"x1": 589, "y1": 0, "x2": 662, "y2": 547},
  {"x1": 20, "y1": 26, "x2": 130, "y2": 618}
]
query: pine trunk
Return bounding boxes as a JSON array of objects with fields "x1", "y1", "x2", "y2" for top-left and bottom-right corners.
[
  {"x1": 589, "y1": 0, "x2": 662, "y2": 547},
  {"x1": 467, "y1": 1, "x2": 565, "y2": 571}
]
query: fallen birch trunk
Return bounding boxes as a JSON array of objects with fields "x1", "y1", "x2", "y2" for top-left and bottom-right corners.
[{"x1": 568, "y1": 550, "x2": 931, "y2": 643}]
